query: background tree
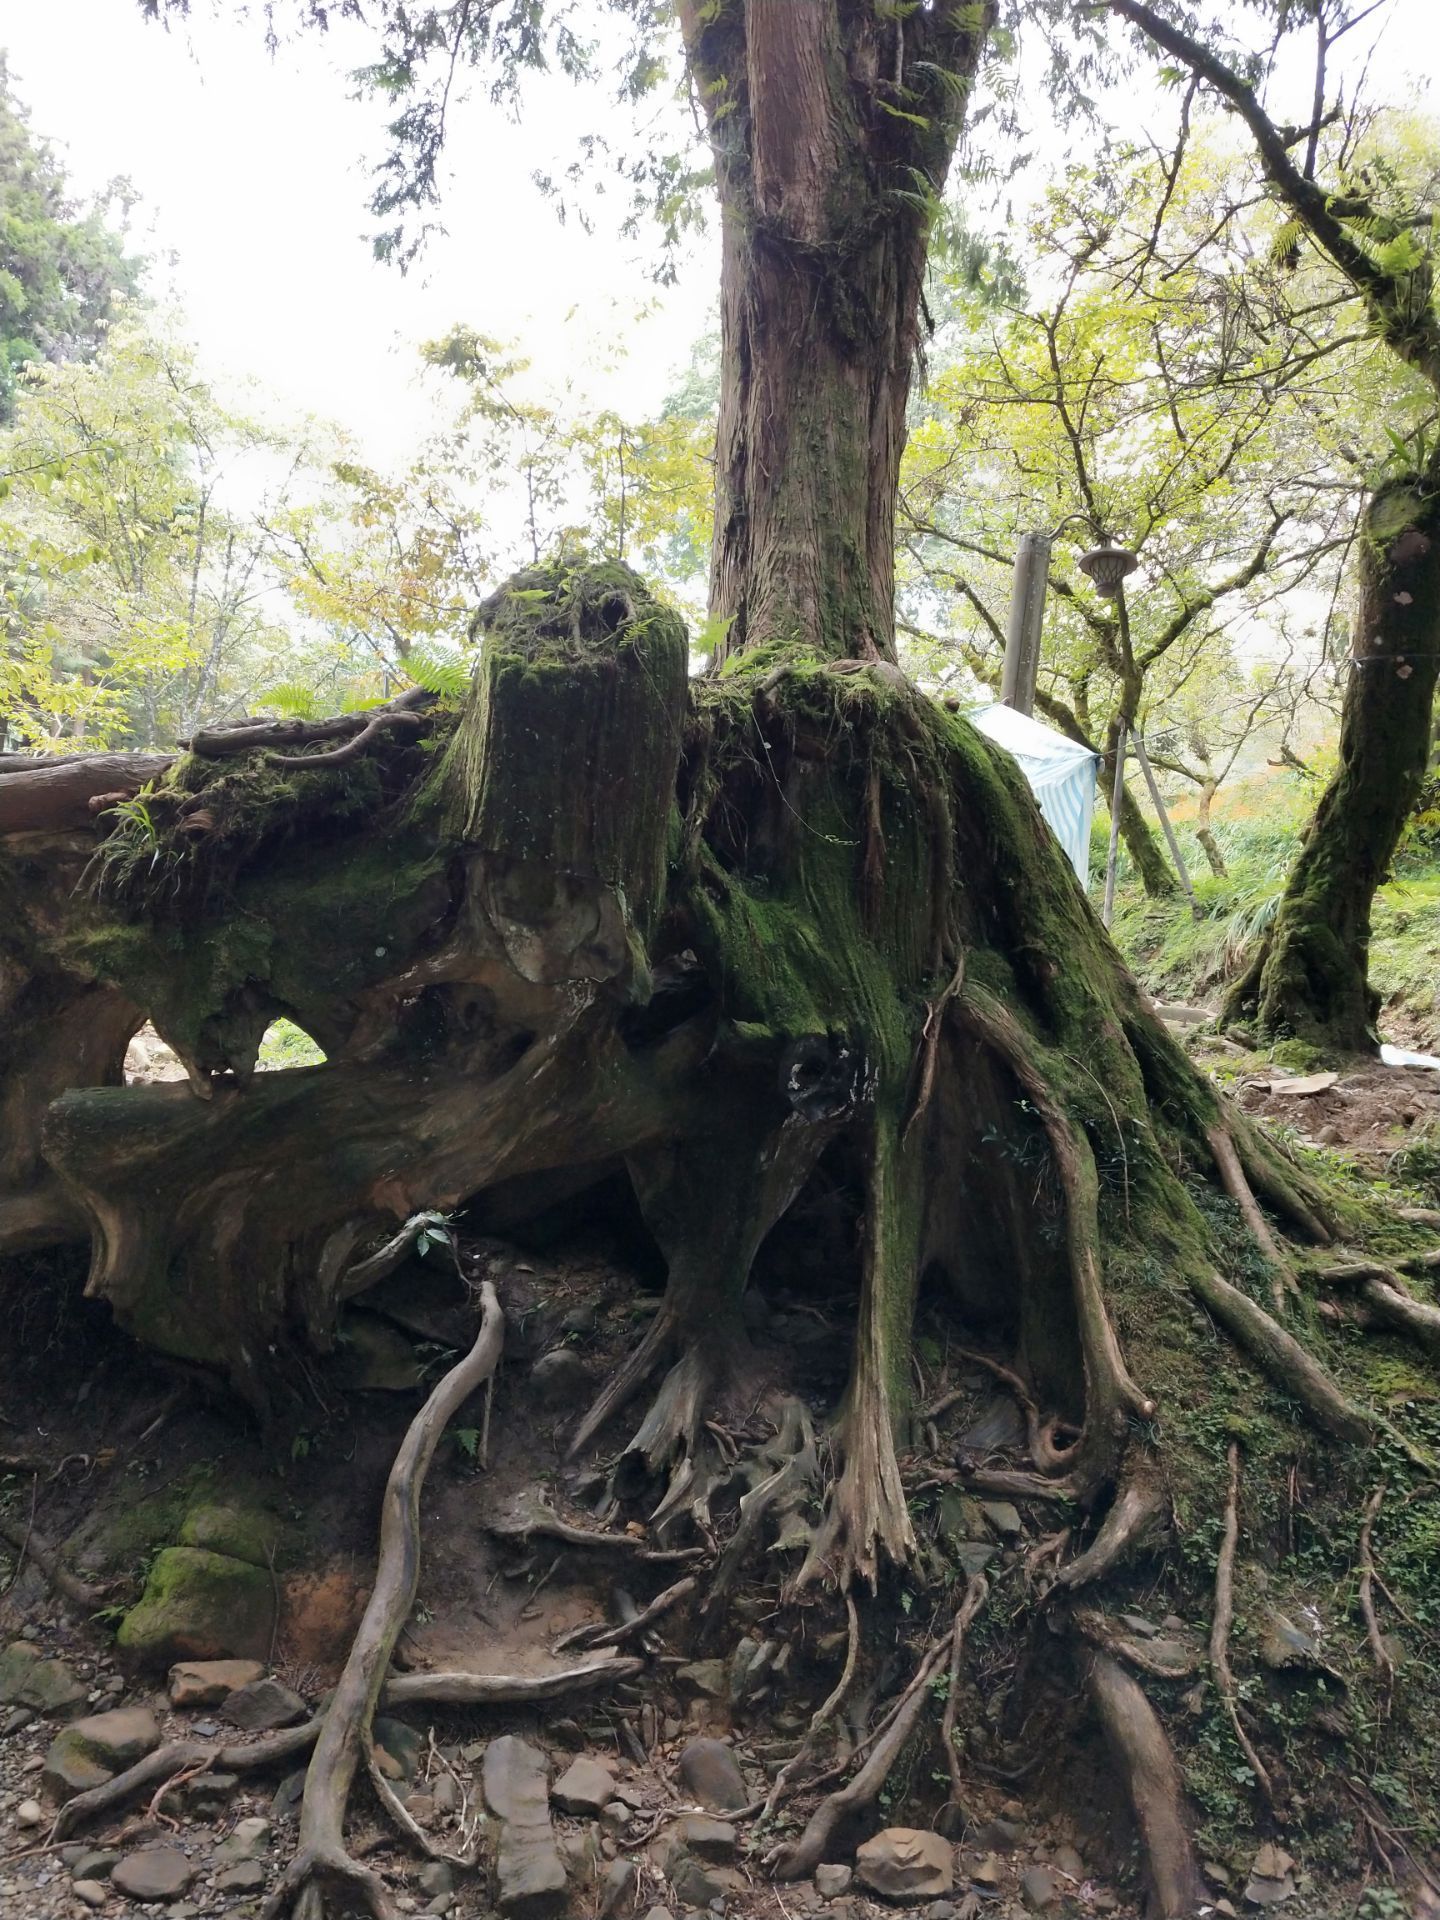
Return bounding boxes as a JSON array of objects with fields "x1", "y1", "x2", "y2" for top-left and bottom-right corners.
[
  {"x1": 1108, "y1": 0, "x2": 1440, "y2": 1049},
  {"x1": 0, "y1": 53, "x2": 142, "y2": 421}
]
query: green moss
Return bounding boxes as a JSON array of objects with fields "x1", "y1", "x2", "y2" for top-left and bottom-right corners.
[
  {"x1": 178, "y1": 1500, "x2": 286, "y2": 1569},
  {"x1": 115, "y1": 1547, "x2": 275, "y2": 1670}
]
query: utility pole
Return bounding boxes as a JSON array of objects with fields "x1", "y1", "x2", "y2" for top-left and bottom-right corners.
[{"x1": 1000, "y1": 532, "x2": 1052, "y2": 716}]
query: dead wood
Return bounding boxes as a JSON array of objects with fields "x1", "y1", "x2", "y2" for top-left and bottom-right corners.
[{"x1": 0, "y1": 753, "x2": 174, "y2": 836}]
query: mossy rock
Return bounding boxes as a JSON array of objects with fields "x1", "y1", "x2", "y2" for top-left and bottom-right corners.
[
  {"x1": 177, "y1": 1501, "x2": 283, "y2": 1568},
  {"x1": 116, "y1": 1548, "x2": 275, "y2": 1671}
]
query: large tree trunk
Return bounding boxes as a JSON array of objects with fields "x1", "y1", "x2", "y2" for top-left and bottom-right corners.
[
  {"x1": 1226, "y1": 471, "x2": 1440, "y2": 1050},
  {"x1": 681, "y1": 0, "x2": 990, "y2": 664}
]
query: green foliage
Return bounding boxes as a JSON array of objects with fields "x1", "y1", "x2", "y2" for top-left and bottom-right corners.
[{"x1": 0, "y1": 56, "x2": 143, "y2": 424}]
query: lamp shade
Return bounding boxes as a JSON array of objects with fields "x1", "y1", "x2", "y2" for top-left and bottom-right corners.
[{"x1": 1078, "y1": 540, "x2": 1139, "y2": 598}]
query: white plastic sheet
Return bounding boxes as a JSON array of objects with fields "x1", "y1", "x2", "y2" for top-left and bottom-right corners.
[{"x1": 969, "y1": 703, "x2": 1101, "y2": 885}]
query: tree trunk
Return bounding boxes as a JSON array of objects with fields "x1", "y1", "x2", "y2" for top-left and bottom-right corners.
[
  {"x1": 680, "y1": 0, "x2": 990, "y2": 664},
  {"x1": 1195, "y1": 777, "x2": 1228, "y2": 879},
  {"x1": 1227, "y1": 472, "x2": 1440, "y2": 1050}
]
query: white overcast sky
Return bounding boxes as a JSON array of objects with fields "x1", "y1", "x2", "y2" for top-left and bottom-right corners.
[{"x1": 5, "y1": 1, "x2": 1438, "y2": 470}]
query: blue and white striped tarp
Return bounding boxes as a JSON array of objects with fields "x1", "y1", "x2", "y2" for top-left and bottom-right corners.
[{"x1": 968, "y1": 703, "x2": 1100, "y2": 887}]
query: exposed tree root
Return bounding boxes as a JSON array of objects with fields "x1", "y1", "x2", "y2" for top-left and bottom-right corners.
[
  {"x1": 556, "y1": 1576, "x2": 697, "y2": 1653},
  {"x1": 1210, "y1": 1443, "x2": 1276, "y2": 1807},
  {"x1": 758, "y1": 1591, "x2": 860, "y2": 1823},
  {"x1": 768, "y1": 1577, "x2": 987, "y2": 1880},
  {"x1": 705, "y1": 1399, "x2": 818, "y2": 1620},
  {"x1": 1084, "y1": 1649, "x2": 1207, "y2": 1920},
  {"x1": 262, "y1": 1277, "x2": 504, "y2": 1920},
  {"x1": 956, "y1": 985, "x2": 1156, "y2": 1490},
  {"x1": 1055, "y1": 1458, "x2": 1167, "y2": 1592},
  {"x1": 1320, "y1": 1260, "x2": 1440, "y2": 1356},
  {"x1": 0, "y1": 1508, "x2": 108, "y2": 1613},
  {"x1": 1188, "y1": 1268, "x2": 1372, "y2": 1445},
  {"x1": 928, "y1": 1348, "x2": 1080, "y2": 1476},
  {"x1": 1073, "y1": 1609, "x2": 1200, "y2": 1679},
  {"x1": 1207, "y1": 1125, "x2": 1298, "y2": 1312},
  {"x1": 568, "y1": 1306, "x2": 676, "y2": 1458},
  {"x1": 52, "y1": 1656, "x2": 644, "y2": 1843},
  {"x1": 1357, "y1": 1485, "x2": 1395, "y2": 1701}
]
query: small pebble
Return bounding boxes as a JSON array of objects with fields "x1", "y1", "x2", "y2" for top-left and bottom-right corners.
[
  {"x1": 16, "y1": 1799, "x2": 43, "y2": 1827},
  {"x1": 73, "y1": 1883, "x2": 108, "y2": 1910}
]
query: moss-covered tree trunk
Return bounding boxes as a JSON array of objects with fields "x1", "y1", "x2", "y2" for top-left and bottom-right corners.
[{"x1": 1226, "y1": 469, "x2": 1440, "y2": 1050}]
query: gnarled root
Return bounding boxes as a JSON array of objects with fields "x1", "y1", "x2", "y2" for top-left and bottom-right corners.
[
  {"x1": 263, "y1": 1278, "x2": 504, "y2": 1919},
  {"x1": 1320, "y1": 1261, "x2": 1440, "y2": 1357},
  {"x1": 1084, "y1": 1649, "x2": 1207, "y2": 1920},
  {"x1": 0, "y1": 1508, "x2": 108, "y2": 1613},
  {"x1": 1056, "y1": 1458, "x2": 1167, "y2": 1592},
  {"x1": 768, "y1": 1576, "x2": 987, "y2": 1880},
  {"x1": 705, "y1": 1398, "x2": 818, "y2": 1621}
]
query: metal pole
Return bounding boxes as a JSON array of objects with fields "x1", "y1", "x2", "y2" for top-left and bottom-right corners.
[
  {"x1": 1101, "y1": 723, "x2": 1127, "y2": 928},
  {"x1": 1131, "y1": 732, "x2": 1199, "y2": 916},
  {"x1": 1001, "y1": 532, "x2": 1052, "y2": 716}
]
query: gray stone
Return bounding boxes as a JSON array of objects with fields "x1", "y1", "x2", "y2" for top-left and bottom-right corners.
[
  {"x1": 925, "y1": 1904, "x2": 960, "y2": 1919},
  {"x1": 816, "y1": 1864, "x2": 853, "y2": 1899},
  {"x1": 1244, "y1": 1845, "x2": 1297, "y2": 1907},
  {"x1": 1260, "y1": 1612, "x2": 1322, "y2": 1672},
  {"x1": 643, "y1": 1910, "x2": 676, "y2": 1920},
  {"x1": 43, "y1": 1706, "x2": 161, "y2": 1802},
  {"x1": 955, "y1": 1542, "x2": 996, "y2": 1577},
  {"x1": 167, "y1": 1658, "x2": 264, "y2": 1708},
  {"x1": 1020, "y1": 1865, "x2": 1061, "y2": 1912},
  {"x1": 112, "y1": 1847, "x2": 195, "y2": 1902},
  {"x1": 215, "y1": 1816, "x2": 273, "y2": 1863},
  {"x1": 418, "y1": 1862, "x2": 456, "y2": 1898},
  {"x1": 215, "y1": 1861, "x2": 268, "y2": 1893},
  {"x1": 432, "y1": 1772, "x2": 460, "y2": 1815},
  {"x1": 668, "y1": 1817, "x2": 737, "y2": 1863},
  {"x1": 674, "y1": 1660, "x2": 729, "y2": 1700},
  {"x1": 2, "y1": 1705, "x2": 34, "y2": 1734},
  {"x1": 531, "y1": 1349, "x2": 588, "y2": 1407},
  {"x1": 855, "y1": 1830, "x2": 954, "y2": 1902},
  {"x1": 676, "y1": 1738, "x2": 746, "y2": 1811},
  {"x1": 373, "y1": 1717, "x2": 424, "y2": 1785},
  {"x1": 483, "y1": 1734, "x2": 567, "y2": 1917},
  {"x1": 1051, "y1": 1844, "x2": 1085, "y2": 1880},
  {"x1": 221, "y1": 1676, "x2": 309, "y2": 1730},
  {"x1": 183, "y1": 1770, "x2": 238, "y2": 1814},
  {"x1": 971, "y1": 1818, "x2": 1025, "y2": 1851},
  {"x1": 970, "y1": 1856, "x2": 1003, "y2": 1888},
  {"x1": 600, "y1": 1858, "x2": 638, "y2": 1917},
  {"x1": 71, "y1": 1849, "x2": 120, "y2": 1882},
  {"x1": 980, "y1": 1501, "x2": 1023, "y2": 1538},
  {"x1": 552, "y1": 1756, "x2": 618, "y2": 1816},
  {"x1": 272, "y1": 1769, "x2": 307, "y2": 1817},
  {"x1": 16, "y1": 1798, "x2": 43, "y2": 1827},
  {"x1": 73, "y1": 1883, "x2": 108, "y2": 1910},
  {"x1": 666, "y1": 1853, "x2": 725, "y2": 1908},
  {"x1": 0, "y1": 1643, "x2": 87, "y2": 1718}
]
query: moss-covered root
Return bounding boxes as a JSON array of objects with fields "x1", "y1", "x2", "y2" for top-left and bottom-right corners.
[
  {"x1": 1188, "y1": 1267, "x2": 1373, "y2": 1445},
  {"x1": 956, "y1": 983, "x2": 1155, "y2": 1491},
  {"x1": 1084, "y1": 1648, "x2": 1207, "y2": 1919},
  {"x1": 797, "y1": 1109, "x2": 922, "y2": 1591}
]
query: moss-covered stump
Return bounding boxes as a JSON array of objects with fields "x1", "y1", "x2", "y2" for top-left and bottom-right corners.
[{"x1": 4, "y1": 560, "x2": 1440, "y2": 1912}]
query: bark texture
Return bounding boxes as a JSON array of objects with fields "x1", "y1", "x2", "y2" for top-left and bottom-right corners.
[{"x1": 1227, "y1": 471, "x2": 1440, "y2": 1049}]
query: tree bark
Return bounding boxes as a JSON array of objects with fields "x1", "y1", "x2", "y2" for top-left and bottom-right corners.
[
  {"x1": 679, "y1": 0, "x2": 991, "y2": 664},
  {"x1": 1231, "y1": 472, "x2": 1440, "y2": 1049}
]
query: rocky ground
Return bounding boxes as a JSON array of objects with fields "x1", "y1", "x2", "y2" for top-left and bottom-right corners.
[{"x1": 0, "y1": 1629, "x2": 1146, "y2": 1920}]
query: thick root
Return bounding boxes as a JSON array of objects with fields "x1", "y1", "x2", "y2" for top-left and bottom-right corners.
[
  {"x1": 1207, "y1": 1125, "x2": 1298, "y2": 1312},
  {"x1": 1188, "y1": 1268, "x2": 1371, "y2": 1445},
  {"x1": 1056, "y1": 1458, "x2": 1167, "y2": 1592},
  {"x1": 266, "y1": 1275, "x2": 504, "y2": 1918},
  {"x1": 1085, "y1": 1649, "x2": 1207, "y2": 1919}
]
